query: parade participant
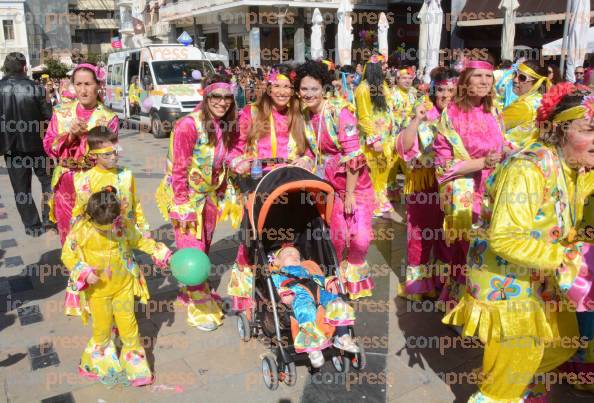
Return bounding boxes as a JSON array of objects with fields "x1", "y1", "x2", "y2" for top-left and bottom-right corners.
[
  {"x1": 432, "y1": 60, "x2": 509, "y2": 303},
  {"x1": 128, "y1": 76, "x2": 141, "y2": 116},
  {"x1": 395, "y1": 67, "x2": 458, "y2": 301},
  {"x1": 443, "y1": 83, "x2": 594, "y2": 402},
  {"x1": 296, "y1": 60, "x2": 375, "y2": 300},
  {"x1": 155, "y1": 73, "x2": 238, "y2": 331},
  {"x1": 502, "y1": 61, "x2": 551, "y2": 149},
  {"x1": 65, "y1": 126, "x2": 151, "y2": 317},
  {"x1": 43, "y1": 63, "x2": 118, "y2": 244},
  {"x1": 271, "y1": 246, "x2": 358, "y2": 368},
  {"x1": 226, "y1": 64, "x2": 313, "y2": 312},
  {"x1": 339, "y1": 65, "x2": 357, "y2": 104},
  {"x1": 62, "y1": 188, "x2": 170, "y2": 386},
  {"x1": 391, "y1": 65, "x2": 417, "y2": 129},
  {"x1": 388, "y1": 65, "x2": 418, "y2": 202},
  {"x1": 354, "y1": 54, "x2": 397, "y2": 216},
  {"x1": 493, "y1": 59, "x2": 518, "y2": 111}
]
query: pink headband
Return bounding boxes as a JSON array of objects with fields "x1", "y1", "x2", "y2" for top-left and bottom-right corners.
[
  {"x1": 435, "y1": 78, "x2": 458, "y2": 86},
  {"x1": 464, "y1": 60, "x2": 494, "y2": 72},
  {"x1": 73, "y1": 63, "x2": 106, "y2": 81},
  {"x1": 204, "y1": 82, "x2": 232, "y2": 96}
]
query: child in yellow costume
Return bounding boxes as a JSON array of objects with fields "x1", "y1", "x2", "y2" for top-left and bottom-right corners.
[
  {"x1": 62, "y1": 188, "x2": 170, "y2": 386},
  {"x1": 355, "y1": 55, "x2": 398, "y2": 216},
  {"x1": 64, "y1": 126, "x2": 151, "y2": 317}
]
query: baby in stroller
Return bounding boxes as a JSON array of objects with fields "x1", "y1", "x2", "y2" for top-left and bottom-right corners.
[{"x1": 271, "y1": 246, "x2": 360, "y2": 368}]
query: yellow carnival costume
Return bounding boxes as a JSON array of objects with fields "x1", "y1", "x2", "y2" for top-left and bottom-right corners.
[
  {"x1": 443, "y1": 142, "x2": 591, "y2": 402},
  {"x1": 62, "y1": 218, "x2": 170, "y2": 386},
  {"x1": 355, "y1": 80, "x2": 398, "y2": 214}
]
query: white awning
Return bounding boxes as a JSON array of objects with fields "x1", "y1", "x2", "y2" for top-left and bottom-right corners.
[
  {"x1": 75, "y1": 0, "x2": 116, "y2": 10},
  {"x1": 543, "y1": 25, "x2": 594, "y2": 56}
]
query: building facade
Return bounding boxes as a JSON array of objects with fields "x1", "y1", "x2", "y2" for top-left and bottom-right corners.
[{"x1": 0, "y1": 0, "x2": 29, "y2": 76}]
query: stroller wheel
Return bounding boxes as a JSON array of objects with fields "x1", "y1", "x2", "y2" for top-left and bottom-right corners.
[
  {"x1": 331, "y1": 354, "x2": 350, "y2": 373},
  {"x1": 351, "y1": 341, "x2": 367, "y2": 371},
  {"x1": 237, "y1": 312, "x2": 251, "y2": 342},
  {"x1": 262, "y1": 354, "x2": 279, "y2": 390},
  {"x1": 281, "y1": 361, "x2": 297, "y2": 386}
]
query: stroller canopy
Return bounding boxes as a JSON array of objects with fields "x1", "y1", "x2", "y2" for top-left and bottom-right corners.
[{"x1": 249, "y1": 166, "x2": 335, "y2": 251}]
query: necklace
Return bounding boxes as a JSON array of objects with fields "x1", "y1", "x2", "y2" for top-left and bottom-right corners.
[{"x1": 556, "y1": 147, "x2": 578, "y2": 242}]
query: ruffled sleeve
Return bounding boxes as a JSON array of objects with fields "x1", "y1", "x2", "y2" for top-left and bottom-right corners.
[
  {"x1": 170, "y1": 116, "x2": 197, "y2": 220},
  {"x1": 488, "y1": 159, "x2": 564, "y2": 273},
  {"x1": 336, "y1": 108, "x2": 364, "y2": 166},
  {"x1": 127, "y1": 222, "x2": 171, "y2": 268},
  {"x1": 42, "y1": 113, "x2": 88, "y2": 161}
]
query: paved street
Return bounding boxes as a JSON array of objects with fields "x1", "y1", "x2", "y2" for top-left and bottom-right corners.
[{"x1": 0, "y1": 128, "x2": 584, "y2": 403}]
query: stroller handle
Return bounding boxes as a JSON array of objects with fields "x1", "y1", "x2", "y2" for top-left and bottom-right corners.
[{"x1": 232, "y1": 158, "x2": 291, "y2": 194}]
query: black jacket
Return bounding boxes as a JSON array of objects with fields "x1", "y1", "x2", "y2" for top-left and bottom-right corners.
[{"x1": 0, "y1": 74, "x2": 52, "y2": 155}]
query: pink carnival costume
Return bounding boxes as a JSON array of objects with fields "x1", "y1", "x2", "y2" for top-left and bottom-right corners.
[
  {"x1": 304, "y1": 97, "x2": 375, "y2": 300},
  {"x1": 42, "y1": 101, "x2": 118, "y2": 244},
  {"x1": 155, "y1": 111, "x2": 233, "y2": 329},
  {"x1": 433, "y1": 102, "x2": 506, "y2": 303},
  {"x1": 226, "y1": 104, "x2": 314, "y2": 312},
  {"x1": 396, "y1": 106, "x2": 451, "y2": 300}
]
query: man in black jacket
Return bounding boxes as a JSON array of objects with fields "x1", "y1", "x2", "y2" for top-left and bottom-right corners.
[{"x1": 0, "y1": 52, "x2": 53, "y2": 236}]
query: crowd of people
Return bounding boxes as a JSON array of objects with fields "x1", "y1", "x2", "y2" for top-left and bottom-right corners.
[{"x1": 2, "y1": 47, "x2": 594, "y2": 402}]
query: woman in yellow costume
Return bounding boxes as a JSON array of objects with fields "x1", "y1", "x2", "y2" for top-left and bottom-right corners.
[
  {"x1": 355, "y1": 54, "x2": 398, "y2": 216},
  {"x1": 443, "y1": 83, "x2": 594, "y2": 402},
  {"x1": 502, "y1": 61, "x2": 551, "y2": 149},
  {"x1": 62, "y1": 188, "x2": 170, "y2": 387}
]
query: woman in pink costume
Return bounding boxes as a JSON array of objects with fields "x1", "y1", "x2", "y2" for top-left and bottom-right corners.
[
  {"x1": 226, "y1": 64, "x2": 314, "y2": 312},
  {"x1": 43, "y1": 64, "x2": 118, "y2": 244},
  {"x1": 432, "y1": 60, "x2": 511, "y2": 304},
  {"x1": 156, "y1": 74, "x2": 239, "y2": 331},
  {"x1": 395, "y1": 67, "x2": 458, "y2": 301},
  {"x1": 296, "y1": 60, "x2": 375, "y2": 300}
]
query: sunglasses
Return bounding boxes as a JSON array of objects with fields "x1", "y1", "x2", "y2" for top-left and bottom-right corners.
[
  {"x1": 514, "y1": 73, "x2": 535, "y2": 83},
  {"x1": 208, "y1": 93, "x2": 234, "y2": 103}
]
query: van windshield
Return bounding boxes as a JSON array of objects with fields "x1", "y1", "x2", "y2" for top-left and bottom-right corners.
[{"x1": 151, "y1": 60, "x2": 215, "y2": 85}]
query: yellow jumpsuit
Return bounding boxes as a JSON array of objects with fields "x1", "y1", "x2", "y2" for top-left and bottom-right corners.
[{"x1": 62, "y1": 218, "x2": 170, "y2": 386}]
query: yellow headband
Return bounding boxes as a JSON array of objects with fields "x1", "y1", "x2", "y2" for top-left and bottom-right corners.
[
  {"x1": 552, "y1": 106, "x2": 586, "y2": 123},
  {"x1": 552, "y1": 95, "x2": 594, "y2": 123},
  {"x1": 88, "y1": 145, "x2": 116, "y2": 155},
  {"x1": 517, "y1": 63, "x2": 552, "y2": 95},
  {"x1": 275, "y1": 74, "x2": 290, "y2": 81}
]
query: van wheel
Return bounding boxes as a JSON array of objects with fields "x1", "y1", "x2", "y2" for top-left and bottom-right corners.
[{"x1": 151, "y1": 114, "x2": 169, "y2": 138}]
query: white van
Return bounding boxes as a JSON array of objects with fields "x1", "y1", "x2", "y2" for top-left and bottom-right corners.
[{"x1": 105, "y1": 44, "x2": 228, "y2": 138}]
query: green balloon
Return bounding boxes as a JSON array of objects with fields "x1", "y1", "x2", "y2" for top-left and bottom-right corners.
[{"x1": 170, "y1": 248, "x2": 211, "y2": 286}]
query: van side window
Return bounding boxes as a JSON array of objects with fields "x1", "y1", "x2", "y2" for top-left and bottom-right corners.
[
  {"x1": 114, "y1": 64, "x2": 122, "y2": 86},
  {"x1": 107, "y1": 65, "x2": 113, "y2": 85},
  {"x1": 140, "y1": 62, "x2": 152, "y2": 89}
]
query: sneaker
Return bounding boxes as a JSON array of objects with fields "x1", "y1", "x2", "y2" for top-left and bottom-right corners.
[
  {"x1": 196, "y1": 322, "x2": 218, "y2": 332},
  {"x1": 308, "y1": 350, "x2": 325, "y2": 368},
  {"x1": 333, "y1": 335, "x2": 360, "y2": 353}
]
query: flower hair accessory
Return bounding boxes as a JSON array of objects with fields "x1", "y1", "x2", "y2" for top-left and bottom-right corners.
[
  {"x1": 267, "y1": 69, "x2": 290, "y2": 83},
  {"x1": 368, "y1": 54, "x2": 385, "y2": 64},
  {"x1": 73, "y1": 63, "x2": 106, "y2": 82},
  {"x1": 536, "y1": 82, "x2": 577, "y2": 122},
  {"x1": 397, "y1": 67, "x2": 415, "y2": 78}
]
